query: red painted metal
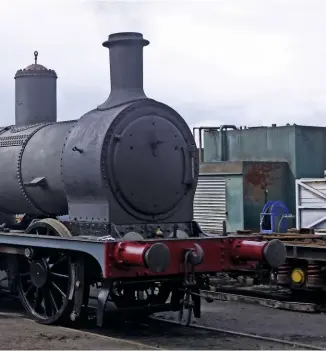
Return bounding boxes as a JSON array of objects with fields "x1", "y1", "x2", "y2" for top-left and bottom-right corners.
[
  {"x1": 231, "y1": 240, "x2": 267, "y2": 261},
  {"x1": 103, "y1": 237, "x2": 271, "y2": 279},
  {"x1": 113, "y1": 241, "x2": 150, "y2": 267}
]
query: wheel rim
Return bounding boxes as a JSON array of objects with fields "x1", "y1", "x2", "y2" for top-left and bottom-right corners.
[{"x1": 17, "y1": 219, "x2": 75, "y2": 324}]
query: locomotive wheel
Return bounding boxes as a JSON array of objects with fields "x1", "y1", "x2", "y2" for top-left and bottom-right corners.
[{"x1": 16, "y1": 219, "x2": 76, "y2": 325}]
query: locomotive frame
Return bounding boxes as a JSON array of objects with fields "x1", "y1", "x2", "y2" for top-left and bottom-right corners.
[{"x1": 0, "y1": 220, "x2": 285, "y2": 326}]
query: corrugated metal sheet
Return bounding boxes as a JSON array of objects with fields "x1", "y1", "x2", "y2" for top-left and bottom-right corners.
[
  {"x1": 194, "y1": 176, "x2": 226, "y2": 234},
  {"x1": 296, "y1": 178, "x2": 326, "y2": 229}
]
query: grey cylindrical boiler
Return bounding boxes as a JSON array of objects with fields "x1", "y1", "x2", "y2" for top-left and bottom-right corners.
[
  {"x1": 15, "y1": 51, "x2": 57, "y2": 126},
  {"x1": 0, "y1": 121, "x2": 75, "y2": 216}
]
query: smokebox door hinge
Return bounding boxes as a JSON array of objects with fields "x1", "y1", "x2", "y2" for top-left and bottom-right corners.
[
  {"x1": 24, "y1": 177, "x2": 47, "y2": 188},
  {"x1": 182, "y1": 145, "x2": 196, "y2": 186}
]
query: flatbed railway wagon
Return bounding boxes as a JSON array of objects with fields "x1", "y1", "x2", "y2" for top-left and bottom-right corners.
[{"x1": 262, "y1": 178, "x2": 326, "y2": 293}]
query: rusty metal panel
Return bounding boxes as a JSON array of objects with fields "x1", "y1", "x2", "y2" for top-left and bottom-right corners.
[
  {"x1": 243, "y1": 162, "x2": 284, "y2": 203},
  {"x1": 199, "y1": 161, "x2": 243, "y2": 175},
  {"x1": 296, "y1": 178, "x2": 326, "y2": 229},
  {"x1": 194, "y1": 175, "x2": 226, "y2": 234},
  {"x1": 243, "y1": 161, "x2": 289, "y2": 231}
]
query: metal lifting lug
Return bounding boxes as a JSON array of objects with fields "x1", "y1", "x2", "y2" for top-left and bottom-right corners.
[
  {"x1": 178, "y1": 288, "x2": 194, "y2": 326},
  {"x1": 185, "y1": 244, "x2": 204, "y2": 267},
  {"x1": 183, "y1": 250, "x2": 196, "y2": 286},
  {"x1": 178, "y1": 249, "x2": 202, "y2": 326}
]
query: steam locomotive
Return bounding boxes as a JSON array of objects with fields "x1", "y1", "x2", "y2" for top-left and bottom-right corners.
[{"x1": 0, "y1": 32, "x2": 286, "y2": 327}]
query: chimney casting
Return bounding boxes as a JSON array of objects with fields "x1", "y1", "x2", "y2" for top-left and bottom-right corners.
[{"x1": 98, "y1": 32, "x2": 149, "y2": 110}]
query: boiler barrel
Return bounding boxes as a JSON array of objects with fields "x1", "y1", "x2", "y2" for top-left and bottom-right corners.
[{"x1": 0, "y1": 121, "x2": 75, "y2": 216}]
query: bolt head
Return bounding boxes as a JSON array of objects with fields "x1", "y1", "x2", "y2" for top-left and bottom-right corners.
[{"x1": 24, "y1": 247, "x2": 33, "y2": 259}]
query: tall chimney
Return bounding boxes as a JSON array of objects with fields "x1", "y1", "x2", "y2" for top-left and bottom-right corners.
[{"x1": 97, "y1": 32, "x2": 149, "y2": 110}]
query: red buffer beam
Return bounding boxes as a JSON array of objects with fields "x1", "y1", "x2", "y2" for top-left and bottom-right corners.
[{"x1": 104, "y1": 238, "x2": 286, "y2": 279}]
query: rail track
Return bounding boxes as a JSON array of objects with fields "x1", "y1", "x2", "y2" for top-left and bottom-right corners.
[
  {"x1": 202, "y1": 287, "x2": 324, "y2": 313},
  {"x1": 0, "y1": 288, "x2": 324, "y2": 350},
  {"x1": 151, "y1": 317, "x2": 324, "y2": 350},
  {"x1": 1, "y1": 307, "x2": 321, "y2": 350}
]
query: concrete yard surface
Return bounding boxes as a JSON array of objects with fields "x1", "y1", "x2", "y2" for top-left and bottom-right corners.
[{"x1": 0, "y1": 313, "x2": 154, "y2": 350}]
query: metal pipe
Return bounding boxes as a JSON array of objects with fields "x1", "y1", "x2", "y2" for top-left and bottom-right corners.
[
  {"x1": 219, "y1": 125, "x2": 238, "y2": 130},
  {"x1": 199, "y1": 129, "x2": 203, "y2": 162},
  {"x1": 219, "y1": 125, "x2": 237, "y2": 161},
  {"x1": 192, "y1": 127, "x2": 221, "y2": 163}
]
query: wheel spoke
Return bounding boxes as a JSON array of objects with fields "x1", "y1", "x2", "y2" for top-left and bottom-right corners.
[
  {"x1": 50, "y1": 255, "x2": 68, "y2": 269},
  {"x1": 51, "y1": 272, "x2": 69, "y2": 279},
  {"x1": 20, "y1": 272, "x2": 30, "y2": 277},
  {"x1": 42, "y1": 289, "x2": 54, "y2": 317},
  {"x1": 49, "y1": 289, "x2": 59, "y2": 313},
  {"x1": 24, "y1": 284, "x2": 34, "y2": 297},
  {"x1": 33, "y1": 288, "x2": 43, "y2": 312},
  {"x1": 52, "y1": 282, "x2": 66, "y2": 298}
]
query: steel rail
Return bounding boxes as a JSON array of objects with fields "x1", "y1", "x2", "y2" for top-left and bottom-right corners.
[
  {"x1": 151, "y1": 317, "x2": 324, "y2": 350},
  {"x1": 201, "y1": 288, "x2": 320, "y2": 313}
]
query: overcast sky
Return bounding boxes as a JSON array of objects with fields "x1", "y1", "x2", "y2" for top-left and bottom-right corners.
[{"x1": 1, "y1": 0, "x2": 326, "y2": 130}]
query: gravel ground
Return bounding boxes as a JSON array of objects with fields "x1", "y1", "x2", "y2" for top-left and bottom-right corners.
[
  {"x1": 0, "y1": 293, "x2": 326, "y2": 349},
  {"x1": 0, "y1": 313, "x2": 291, "y2": 350},
  {"x1": 0, "y1": 313, "x2": 155, "y2": 350},
  {"x1": 0, "y1": 312, "x2": 306, "y2": 350},
  {"x1": 157, "y1": 300, "x2": 326, "y2": 348},
  {"x1": 104, "y1": 318, "x2": 310, "y2": 350}
]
